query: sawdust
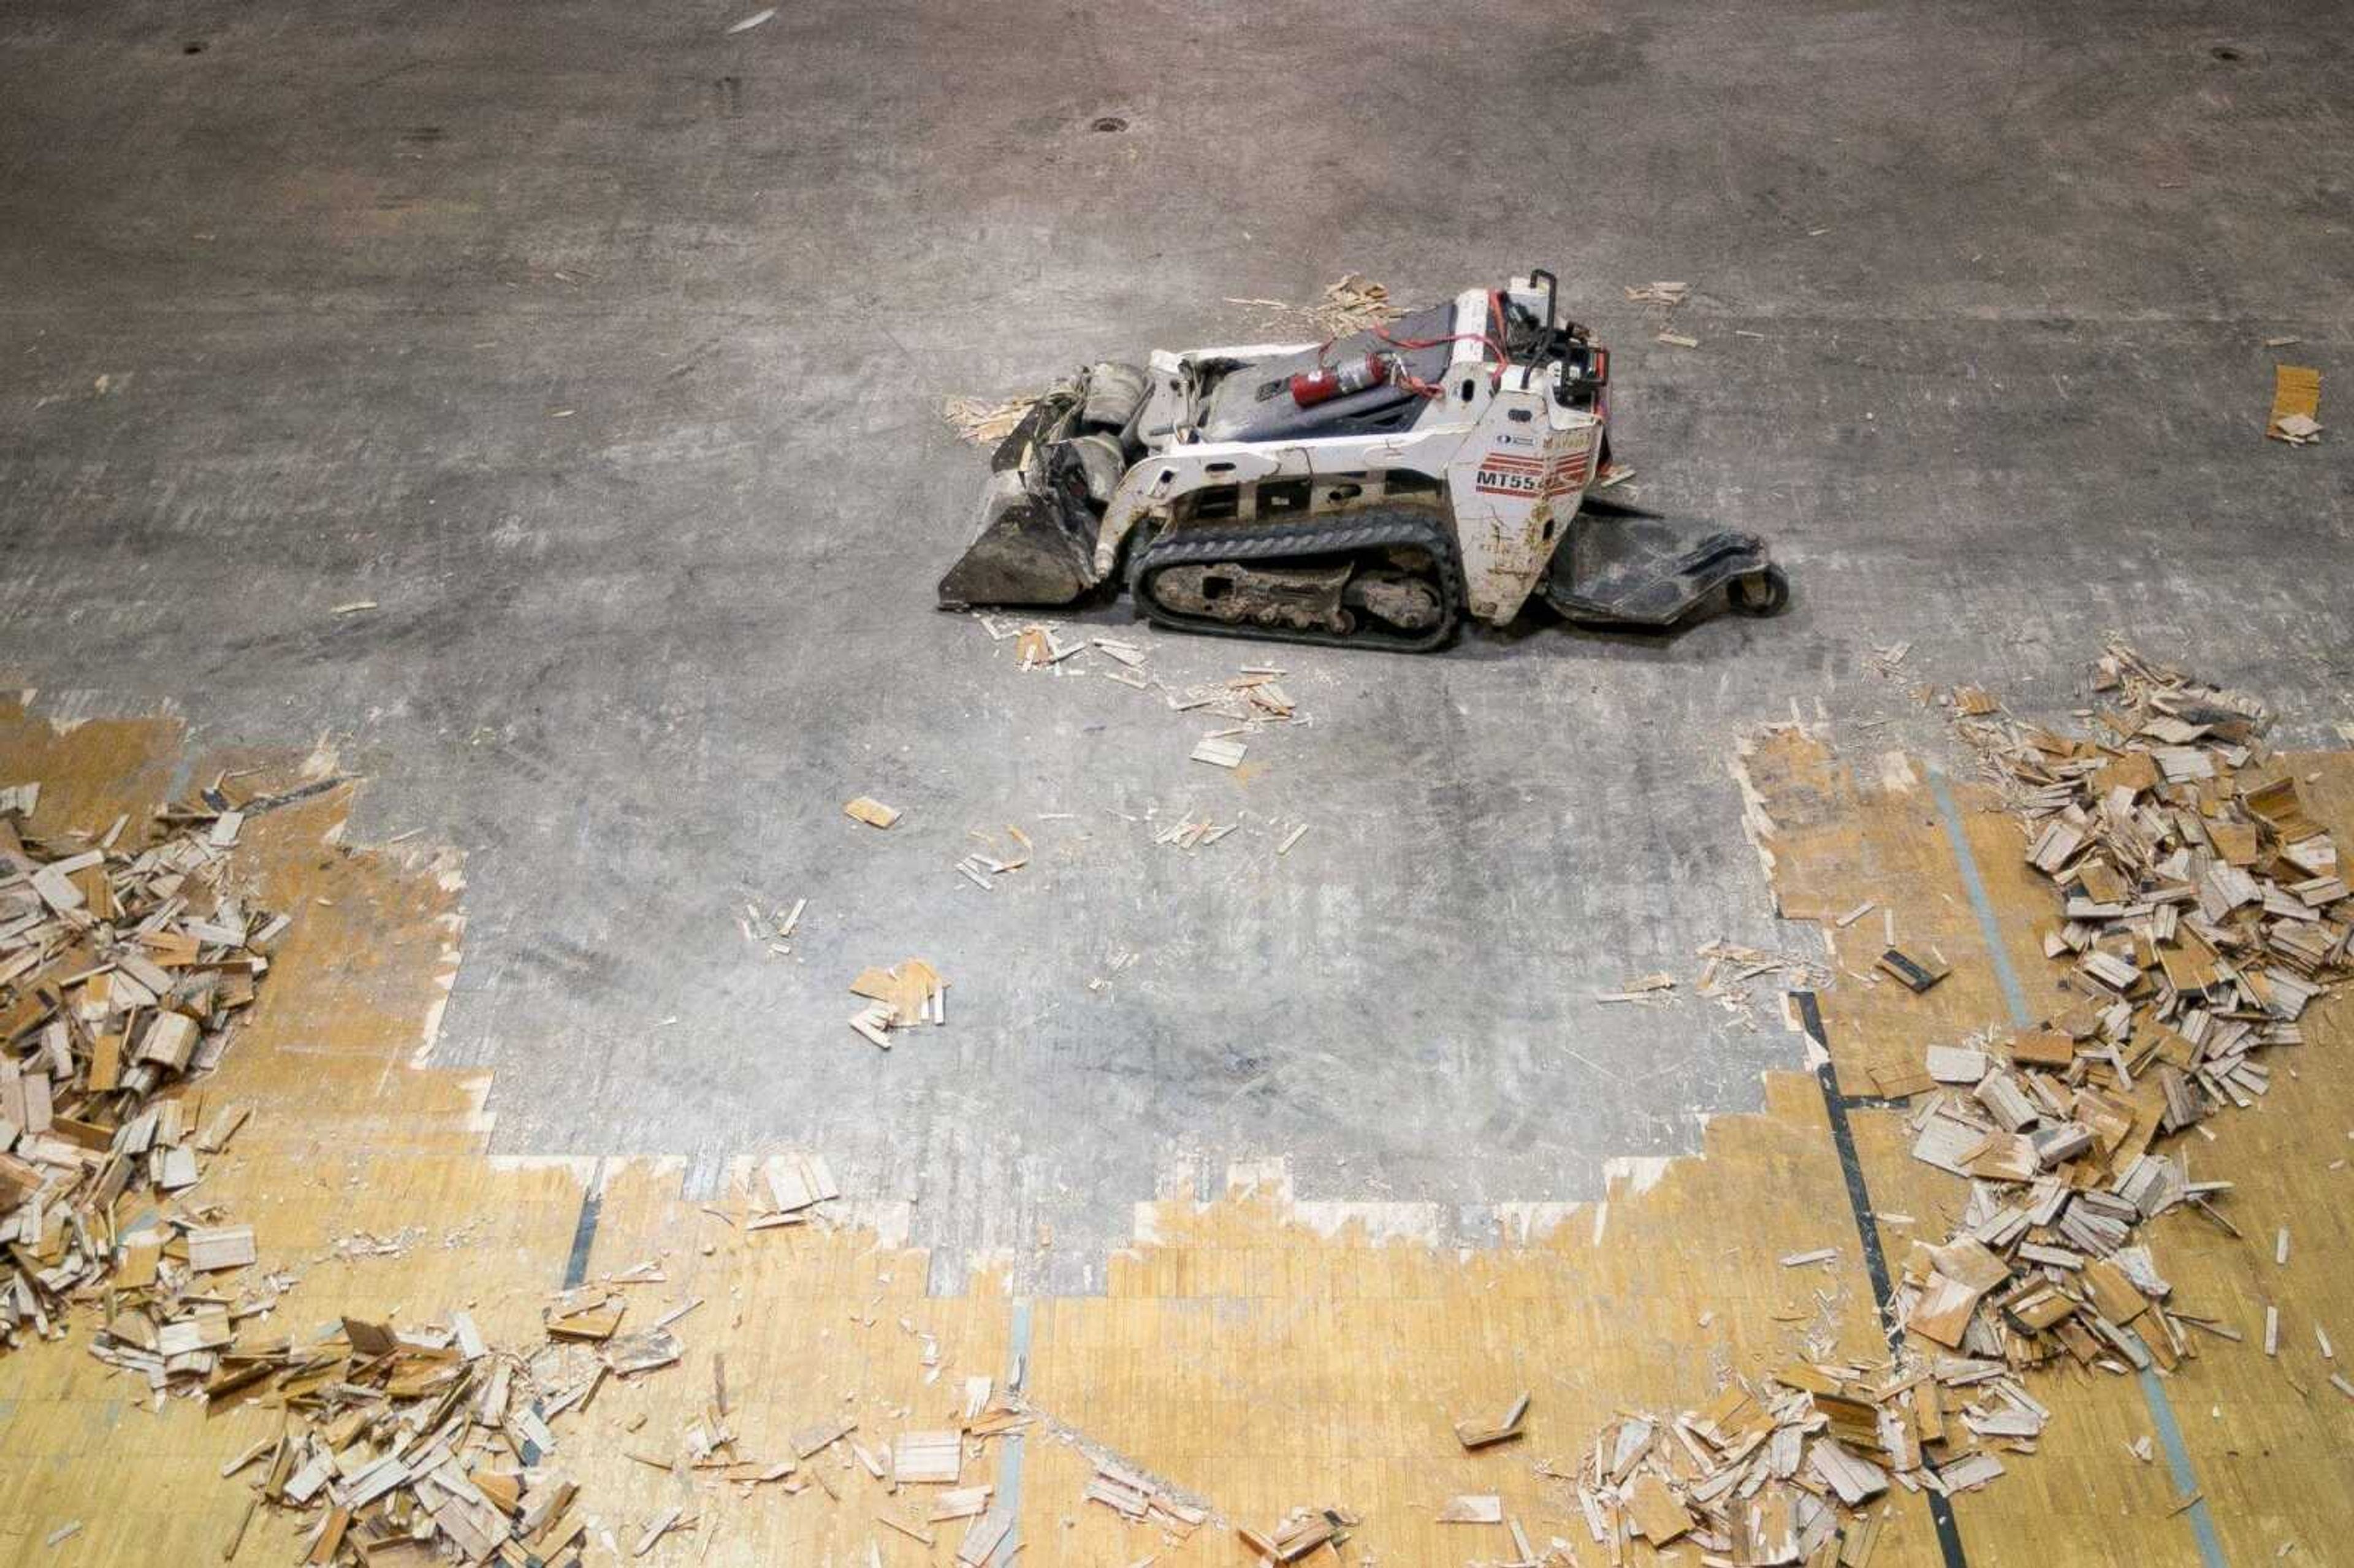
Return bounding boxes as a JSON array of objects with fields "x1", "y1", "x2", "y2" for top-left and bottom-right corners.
[
  {"x1": 1307, "y1": 273, "x2": 1402, "y2": 337},
  {"x1": 1224, "y1": 273, "x2": 1403, "y2": 341}
]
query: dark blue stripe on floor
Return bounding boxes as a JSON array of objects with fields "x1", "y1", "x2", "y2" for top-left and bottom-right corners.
[
  {"x1": 562, "y1": 1158, "x2": 606, "y2": 1289},
  {"x1": 1796, "y1": 990, "x2": 1970, "y2": 1568}
]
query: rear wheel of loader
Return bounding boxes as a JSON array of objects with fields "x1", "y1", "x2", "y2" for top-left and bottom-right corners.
[{"x1": 1727, "y1": 565, "x2": 1789, "y2": 617}]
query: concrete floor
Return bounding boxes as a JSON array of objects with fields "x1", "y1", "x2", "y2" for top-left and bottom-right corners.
[{"x1": 2, "y1": 0, "x2": 2347, "y2": 1288}]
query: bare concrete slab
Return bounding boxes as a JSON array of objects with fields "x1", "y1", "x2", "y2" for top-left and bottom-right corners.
[{"x1": 2, "y1": 0, "x2": 2346, "y2": 1287}]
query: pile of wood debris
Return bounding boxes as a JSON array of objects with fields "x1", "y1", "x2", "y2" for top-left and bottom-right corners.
[
  {"x1": 192, "y1": 1301, "x2": 695, "y2": 1566},
  {"x1": 1530, "y1": 646, "x2": 2350, "y2": 1565},
  {"x1": 1308, "y1": 274, "x2": 1401, "y2": 338},
  {"x1": 1539, "y1": 1369, "x2": 1953, "y2": 1566},
  {"x1": 185, "y1": 1230, "x2": 1041, "y2": 1566},
  {"x1": 1, "y1": 782, "x2": 288, "y2": 1358},
  {"x1": 848, "y1": 958, "x2": 947, "y2": 1049},
  {"x1": 1884, "y1": 642, "x2": 2350, "y2": 1375},
  {"x1": 0, "y1": 786, "x2": 735, "y2": 1564},
  {"x1": 941, "y1": 395, "x2": 1037, "y2": 448}
]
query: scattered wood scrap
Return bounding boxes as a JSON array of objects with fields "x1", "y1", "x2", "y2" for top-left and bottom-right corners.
[
  {"x1": 974, "y1": 618, "x2": 1318, "y2": 744},
  {"x1": 758, "y1": 1153, "x2": 839, "y2": 1225},
  {"x1": 746, "y1": 895, "x2": 806, "y2": 955},
  {"x1": 1150, "y1": 815, "x2": 1237, "y2": 852},
  {"x1": 1696, "y1": 940, "x2": 1832, "y2": 1029},
  {"x1": 2266, "y1": 365, "x2": 2323, "y2": 445},
  {"x1": 1551, "y1": 1377, "x2": 1917, "y2": 1563},
  {"x1": 1957, "y1": 642, "x2": 2345, "y2": 1162},
  {"x1": 1453, "y1": 1390, "x2": 1529, "y2": 1449},
  {"x1": 942, "y1": 395, "x2": 1037, "y2": 447},
  {"x1": 848, "y1": 959, "x2": 947, "y2": 1047},
  {"x1": 1091, "y1": 636, "x2": 1148, "y2": 668},
  {"x1": 633, "y1": 1505, "x2": 683, "y2": 1557},
  {"x1": 1438, "y1": 1493, "x2": 1503, "y2": 1524},
  {"x1": 1625, "y1": 281, "x2": 1693, "y2": 308},
  {"x1": 931, "y1": 1486, "x2": 991, "y2": 1522},
  {"x1": 1876, "y1": 946, "x2": 1951, "y2": 993},
  {"x1": 1241, "y1": 1504, "x2": 1358, "y2": 1561},
  {"x1": 843, "y1": 796, "x2": 902, "y2": 829},
  {"x1": 1014, "y1": 624, "x2": 1084, "y2": 669},
  {"x1": 1081, "y1": 1460, "x2": 1207, "y2": 1539},
  {"x1": 892, "y1": 1430, "x2": 962, "y2": 1485},
  {"x1": 953, "y1": 826, "x2": 1030, "y2": 891},
  {"x1": 1190, "y1": 735, "x2": 1247, "y2": 769},
  {"x1": 955, "y1": 1512, "x2": 1011, "y2": 1566}
]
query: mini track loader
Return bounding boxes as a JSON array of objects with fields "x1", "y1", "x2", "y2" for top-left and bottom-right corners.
[{"x1": 937, "y1": 269, "x2": 1787, "y2": 651}]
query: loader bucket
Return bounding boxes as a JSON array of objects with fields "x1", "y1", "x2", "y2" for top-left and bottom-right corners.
[{"x1": 937, "y1": 395, "x2": 1102, "y2": 609}]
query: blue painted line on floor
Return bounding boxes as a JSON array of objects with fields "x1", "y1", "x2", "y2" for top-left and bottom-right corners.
[
  {"x1": 992, "y1": 1298, "x2": 1034, "y2": 1566},
  {"x1": 1924, "y1": 767, "x2": 2228, "y2": 1568},
  {"x1": 562, "y1": 1158, "x2": 607, "y2": 1290},
  {"x1": 2139, "y1": 1364, "x2": 2229, "y2": 1564},
  {"x1": 1923, "y1": 767, "x2": 2036, "y2": 1027}
]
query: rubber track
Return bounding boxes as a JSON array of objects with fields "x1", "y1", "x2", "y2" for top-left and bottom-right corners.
[{"x1": 1128, "y1": 508, "x2": 1464, "y2": 653}]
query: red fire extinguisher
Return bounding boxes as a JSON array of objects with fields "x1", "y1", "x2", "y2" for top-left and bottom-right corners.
[{"x1": 1289, "y1": 352, "x2": 1389, "y2": 408}]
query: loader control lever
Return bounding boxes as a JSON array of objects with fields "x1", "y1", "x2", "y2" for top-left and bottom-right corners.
[
  {"x1": 1557, "y1": 343, "x2": 1609, "y2": 388},
  {"x1": 1528, "y1": 267, "x2": 1558, "y2": 329}
]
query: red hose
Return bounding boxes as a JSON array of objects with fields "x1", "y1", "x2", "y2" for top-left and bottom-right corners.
[{"x1": 1312, "y1": 290, "x2": 1514, "y2": 399}]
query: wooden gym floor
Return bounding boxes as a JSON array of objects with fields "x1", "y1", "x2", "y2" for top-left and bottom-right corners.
[{"x1": 0, "y1": 696, "x2": 2347, "y2": 1567}]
